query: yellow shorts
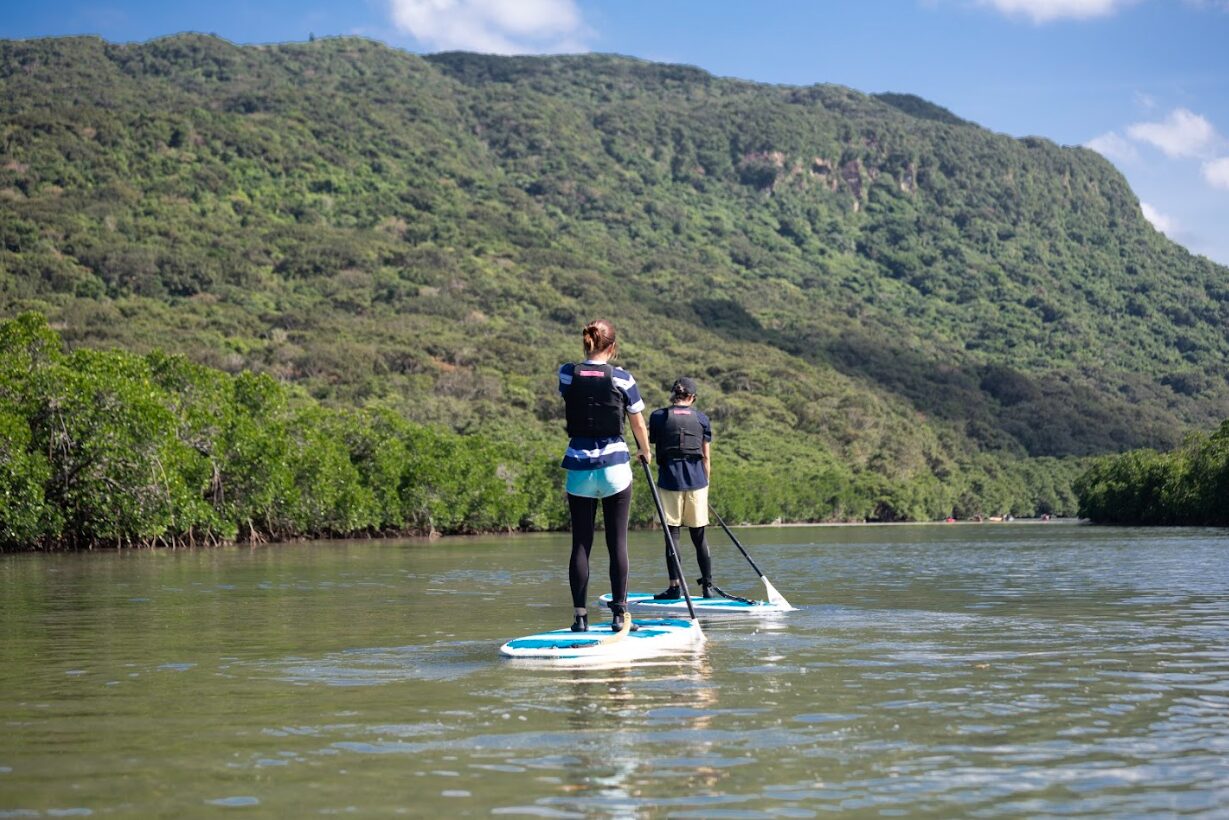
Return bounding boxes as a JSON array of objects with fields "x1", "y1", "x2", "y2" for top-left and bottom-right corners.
[{"x1": 658, "y1": 486, "x2": 709, "y2": 528}]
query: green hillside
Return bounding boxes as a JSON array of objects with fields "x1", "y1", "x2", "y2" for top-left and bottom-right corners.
[{"x1": 3, "y1": 34, "x2": 1227, "y2": 526}]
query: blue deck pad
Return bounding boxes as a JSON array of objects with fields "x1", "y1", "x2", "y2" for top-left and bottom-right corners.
[
  {"x1": 502, "y1": 619, "x2": 694, "y2": 651},
  {"x1": 612, "y1": 592, "x2": 769, "y2": 609},
  {"x1": 592, "y1": 591, "x2": 795, "y2": 617},
  {"x1": 507, "y1": 628, "x2": 673, "y2": 650}
]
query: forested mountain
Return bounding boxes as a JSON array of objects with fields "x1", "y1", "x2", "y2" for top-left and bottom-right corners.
[{"x1": 2, "y1": 34, "x2": 1227, "y2": 524}]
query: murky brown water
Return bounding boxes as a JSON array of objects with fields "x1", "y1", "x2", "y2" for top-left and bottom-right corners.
[{"x1": 3, "y1": 523, "x2": 1229, "y2": 816}]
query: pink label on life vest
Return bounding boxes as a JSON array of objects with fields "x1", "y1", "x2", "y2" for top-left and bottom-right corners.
[
  {"x1": 578, "y1": 370, "x2": 605, "y2": 377},
  {"x1": 672, "y1": 409, "x2": 690, "y2": 414}
]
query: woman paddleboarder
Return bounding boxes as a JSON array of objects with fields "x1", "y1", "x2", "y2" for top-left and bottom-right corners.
[{"x1": 558, "y1": 319, "x2": 651, "y2": 633}]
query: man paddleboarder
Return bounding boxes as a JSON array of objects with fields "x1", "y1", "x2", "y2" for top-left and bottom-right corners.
[{"x1": 647, "y1": 376, "x2": 716, "y2": 599}]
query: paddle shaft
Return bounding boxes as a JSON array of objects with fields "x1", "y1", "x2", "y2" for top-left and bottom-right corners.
[
  {"x1": 640, "y1": 458, "x2": 698, "y2": 621},
  {"x1": 708, "y1": 506, "x2": 766, "y2": 579}
]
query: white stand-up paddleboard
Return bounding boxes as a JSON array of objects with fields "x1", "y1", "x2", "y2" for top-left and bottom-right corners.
[
  {"x1": 499, "y1": 618, "x2": 704, "y2": 662},
  {"x1": 598, "y1": 591, "x2": 796, "y2": 615}
]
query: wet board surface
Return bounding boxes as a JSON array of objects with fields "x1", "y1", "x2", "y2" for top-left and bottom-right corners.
[
  {"x1": 499, "y1": 618, "x2": 704, "y2": 662},
  {"x1": 598, "y1": 591, "x2": 795, "y2": 615}
]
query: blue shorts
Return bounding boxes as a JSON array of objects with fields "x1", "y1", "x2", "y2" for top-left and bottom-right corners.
[{"x1": 565, "y1": 463, "x2": 633, "y2": 499}]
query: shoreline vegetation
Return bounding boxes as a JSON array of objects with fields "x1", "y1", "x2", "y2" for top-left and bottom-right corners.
[
  {"x1": 2, "y1": 313, "x2": 1093, "y2": 551},
  {"x1": 1075, "y1": 420, "x2": 1229, "y2": 526},
  {"x1": 4, "y1": 309, "x2": 1224, "y2": 552},
  {"x1": 0, "y1": 312, "x2": 567, "y2": 551},
  {"x1": 3, "y1": 308, "x2": 1222, "y2": 550}
]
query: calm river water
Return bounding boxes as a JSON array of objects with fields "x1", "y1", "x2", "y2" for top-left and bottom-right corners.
[{"x1": 3, "y1": 523, "x2": 1229, "y2": 817}]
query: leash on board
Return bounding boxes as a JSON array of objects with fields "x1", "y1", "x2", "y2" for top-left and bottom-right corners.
[
  {"x1": 709, "y1": 583, "x2": 756, "y2": 605},
  {"x1": 592, "y1": 610, "x2": 632, "y2": 646}
]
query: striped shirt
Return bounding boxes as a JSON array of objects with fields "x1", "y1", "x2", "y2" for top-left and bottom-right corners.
[{"x1": 558, "y1": 360, "x2": 645, "y2": 471}]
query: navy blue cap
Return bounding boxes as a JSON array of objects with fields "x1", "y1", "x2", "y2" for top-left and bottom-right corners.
[{"x1": 671, "y1": 377, "x2": 698, "y2": 397}]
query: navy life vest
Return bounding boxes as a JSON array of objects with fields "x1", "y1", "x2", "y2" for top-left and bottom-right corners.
[
  {"x1": 564, "y1": 363, "x2": 626, "y2": 438},
  {"x1": 657, "y1": 405, "x2": 704, "y2": 461}
]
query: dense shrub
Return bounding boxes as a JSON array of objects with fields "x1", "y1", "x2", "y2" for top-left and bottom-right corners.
[
  {"x1": 0, "y1": 314, "x2": 570, "y2": 548},
  {"x1": 1075, "y1": 421, "x2": 1229, "y2": 525}
]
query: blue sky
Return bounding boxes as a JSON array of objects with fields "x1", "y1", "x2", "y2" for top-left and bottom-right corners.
[{"x1": 4, "y1": 0, "x2": 1229, "y2": 264}]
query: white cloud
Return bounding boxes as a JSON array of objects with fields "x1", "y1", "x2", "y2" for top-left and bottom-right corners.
[
  {"x1": 1126, "y1": 108, "x2": 1220, "y2": 159},
  {"x1": 980, "y1": 0, "x2": 1131, "y2": 22},
  {"x1": 1140, "y1": 202, "x2": 1179, "y2": 237},
  {"x1": 1203, "y1": 157, "x2": 1229, "y2": 190},
  {"x1": 388, "y1": 0, "x2": 589, "y2": 54},
  {"x1": 1084, "y1": 131, "x2": 1139, "y2": 164}
]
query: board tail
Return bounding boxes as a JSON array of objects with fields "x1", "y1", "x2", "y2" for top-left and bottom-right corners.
[{"x1": 762, "y1": 577, "x2": 796, "y2": 611}]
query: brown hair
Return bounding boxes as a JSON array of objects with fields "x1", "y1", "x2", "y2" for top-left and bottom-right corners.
[{"x1": 582, "y1": 319, "x2": 617, "y2": 359}]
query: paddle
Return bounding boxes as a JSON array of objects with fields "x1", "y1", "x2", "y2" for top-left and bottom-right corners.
[
  {"x1": 640, "y1": 457, "x2": 702, "y2": 629},
  {"x1": 708, "y1": 506, "x2": 796, "y2": 611}
]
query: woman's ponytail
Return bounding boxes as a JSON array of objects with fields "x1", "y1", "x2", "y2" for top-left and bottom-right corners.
[{"x1": 582, "y1": 319, "x2": 617, "y2": 358}]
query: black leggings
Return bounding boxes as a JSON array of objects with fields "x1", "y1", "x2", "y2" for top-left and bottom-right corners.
[
  {"x1": 666, "y1": 526, "x2": 712, "y2": 583},
  {"x1": 568, "y1": 485, "x2": 633, "y2": 609}
]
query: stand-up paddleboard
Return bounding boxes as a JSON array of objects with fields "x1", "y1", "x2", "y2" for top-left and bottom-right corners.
[
  {"x1": 598, "y1": 592, "x2": 795, "y2": 615},
  {"x1": 500, "y1": 459, "x2": 706, "y2": 664},
  {"x1": 499, "y1": 618, "x2": 704, "y2": 662}
]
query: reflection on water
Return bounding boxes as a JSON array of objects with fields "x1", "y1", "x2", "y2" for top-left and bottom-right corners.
[{"x1": 2, "y1": 524, "x2": 1229, "y2": 816}]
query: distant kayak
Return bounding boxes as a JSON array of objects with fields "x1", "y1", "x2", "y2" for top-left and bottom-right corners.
[
  {"x1": 499, "y1": 617, "x2": 704, "y2": 662},
  {"x1": 598, "y1": 591, "x2": 795, "y2": 616}
]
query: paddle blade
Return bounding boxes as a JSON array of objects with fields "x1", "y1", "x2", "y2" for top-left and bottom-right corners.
[{"x1": 762, "y1": 577, "x2": 797, "y2": 611}]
